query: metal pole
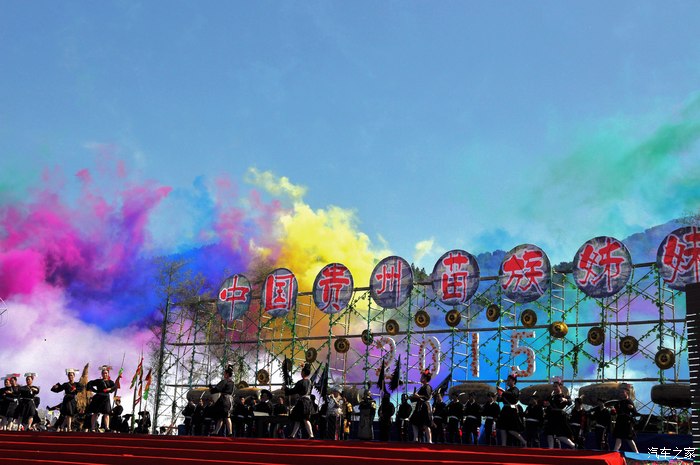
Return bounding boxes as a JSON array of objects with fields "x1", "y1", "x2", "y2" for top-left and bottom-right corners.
[{"x1": 153, "y1": 296, "x2": 171, "y2": 434}]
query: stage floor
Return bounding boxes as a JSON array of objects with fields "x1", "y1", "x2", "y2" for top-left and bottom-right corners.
[{"x1": 0, "y1": 431, "x2": 627, "y2": 465}]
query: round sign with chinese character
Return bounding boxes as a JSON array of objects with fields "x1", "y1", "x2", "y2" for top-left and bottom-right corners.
[
  {"x1": 431, "y1": 249, "x2": 480, "y2": 305},
  {"x1": 369, "y1": 256, "x2": 413, "y2": 309},
  {"x1": 498, "y1": 244, "x2": 551, "y2": 303},
  {"x1": 656, "y1": 226, "x2": 700, "y2": 291},
  {"x1": 217, "y1": 274, "x2": 252, "y2": 321},
  {"x1": 313, "y1": 263, "x2": 354, "y2": 314},
  {"x1": 573, "y1": 236, "x2": 632, "y2": 298},
  {"x1": 262, "y1": 268, "x2": 298, "y2": 318}
]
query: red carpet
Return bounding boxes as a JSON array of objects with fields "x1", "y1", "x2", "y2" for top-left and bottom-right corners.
[{"x1": 0, "y1": 431, "x2": 625, "y2": 465}]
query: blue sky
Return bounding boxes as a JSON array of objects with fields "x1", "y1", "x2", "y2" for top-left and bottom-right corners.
[{"x1": 1, "y1": 1, "x2": 699, "y2": 266}]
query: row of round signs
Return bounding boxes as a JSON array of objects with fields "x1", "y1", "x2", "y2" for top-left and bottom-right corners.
[{"x1": 217, "y1": 226, "x2": 699, "y2": 321}]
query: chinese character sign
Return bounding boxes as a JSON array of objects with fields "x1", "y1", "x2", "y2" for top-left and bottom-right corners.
[
  {"x1": 431, "y1": 249, "x2": 480, "y2": 305},
  {"x1": 573, "y1": 236, "x2": 632, "y2": 298},
  {"x1": 217, "y1": 274, "x2": 252, "y2": 321},
  {"x1": 313, "y1": 263, "x2": 354, "y2": 314},
  {"x1": 262, "y1": 268, "x2": 298, "y2": 318},
  {"x1": 657, "y1": 226, "x2": 700, "y2": 291},
  {"x1": 369, "y1": 256, "x2": 413, "y2": 309},
  {"x1": 498, "y1": 244, "x2": 551, "y2": 303}
]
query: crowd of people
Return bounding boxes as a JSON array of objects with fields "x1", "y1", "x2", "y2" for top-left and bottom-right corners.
[
  {"x1": 0, "y1": 367, "x2": 151, "y2": 434},
  {"x1": 180, "y1": 367, "x2": 640, "y2": 453},
  {"x1": 1, "y1": 365, "x2": 642, "y2": 453}
]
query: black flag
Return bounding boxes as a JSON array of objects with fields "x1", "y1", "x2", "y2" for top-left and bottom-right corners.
[
  {"x1": 432, "y1": 372, "x2": 452, "y2": 398},
  {"x1": 376, "y1": 362, "x2": 386, "y2": 396},
  {"x1": 389, "y1": 355, "x2": 402, "y2": 392}
]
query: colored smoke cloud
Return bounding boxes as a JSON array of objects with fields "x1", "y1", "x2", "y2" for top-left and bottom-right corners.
[
  {"x1": 0, "y1": 285, "x2": 150, "y2": 409},
  {"x1": 0, "y1": 159, "x2": 393, "y2": 408}
]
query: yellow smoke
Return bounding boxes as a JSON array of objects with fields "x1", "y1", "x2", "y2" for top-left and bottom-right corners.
[{"x1": 247, "y1": 168, "x2": 388, "y2": 291}]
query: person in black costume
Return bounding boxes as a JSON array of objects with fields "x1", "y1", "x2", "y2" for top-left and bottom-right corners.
[
  {"x1": 568, "y1": 397, "x2": 587, "y2": 449},
  {"x1": 15, "y1": 373, "x2": 40, "y2": 430},
  {"x1": 135, "y1": 410, "x2": 151, "y2": 434},
  {"x1": 203, "y1": 398, "x2": 215, "y2": 435},
  {"x1": 545, "y1": 380, "x2": 575, "y2": 448},
  {"x1": 431, "y1": 392, "x2": 447, "y2": 443},
  {"x1": 256, "y1": 390, "x2": 273, "y2": 415},
  {"x1": 523, "y1": 395, "x2": 544, "y2": 448},
  {"x1": 272, "y1": 396, "x2": 289, "y2": 438},
  {"x1": 110, "y1": 397, "x2": 124, "y2": 433},
  {"x1": 378, "y1": 392, "x2": 395, "y2": 441},
  {"x1": 231, "y1": 396, "x2": 247, "y2": 437},
  {"x1": 462, "y1": 391, "x2": 482, "y2": 445},
  {"x1": 182, "y1": 400, "x2": 196, "y2": 435},
  {"x1": 445, "y1": 393, "x2": 463, "y2": 444},
  {"x1": 192, "y1": 399, "x2": 205, "y2": 436},
  {"x1": 50, "y1": 369, "x2": 83, "y2": 431},
  {"x1": 395, "y1": 393, "x2": 412, "y2": 442},
  {"x1": 612, "y1": 389, "x2": 639, "y2": 453},
  {"x1": 409, "y1": 369, "x2": 433, "y2": 443},
  {"x1": 209, "y1": 365, "x2": 235, "y2": 436},
  {"x1": 481, "y1": 391, "x2": 500, "y2": 445},
  {"x1": 86, "y1": 367, "x2": 116, "y2": 432},
  {"x1": 285, "y1": 362, "x2": 314, "y2": 439},
  {"x1": 0, "y1": 376, "x2": 18, "y2": 430},
  {"x1": 497, "y1": 374, "x2": 526, "y2": 447},
  {"x1": 588, "y1": 397, "x2": 611, "y2": 450}
]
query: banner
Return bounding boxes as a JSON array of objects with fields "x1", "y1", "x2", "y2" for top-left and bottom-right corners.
[
  {"x1": 573, "y1": 236, "x2": 632, "y2": 298},
  {"x1": 262, "y1": 268, "x2": 298, "y2": 317},
  {"x1": 217, "y1": 274, "x2": 252, "y2": 321},
  {"x1": 656, "y1": 226, "x2": 700, "y2": 291},
  {"x1": 369, "y1": 256, "x2": 413, "y2": 309},
  {"x1": 499, "y1": 244, "x2": 551, "y2": 303},
  {"x1": 313, "y1": 263, "x2": 354, "y2": 314},
  {"x1": 431, "y1": 249, "x2": 480, "y2": 305}
]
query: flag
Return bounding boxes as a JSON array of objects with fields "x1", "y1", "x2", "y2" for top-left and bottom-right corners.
[
  {"x1": 376, "y1": 362, "x2": 386, "y2": 396},
  {"x1": 315, "y1": 364, "x2": 329, "y2": 400},
  {"x1": 143, "y1": 369, "x2": 153, "y2": 400},
  {"x1": 389, "y1": 356, "x2": 401, "y2": 392},
  {"x1": 310, "y1": 363, "x2": 323, "y2": 386},
  {"x1": 115, "y1": 367, "x2": 124, "y2": 390},
  {"x1": 432, "y1": 373, "x2": 452, "y2": 398},
  {"x1": 130, "y1": 358, "x2": 143, "y2": 389}
]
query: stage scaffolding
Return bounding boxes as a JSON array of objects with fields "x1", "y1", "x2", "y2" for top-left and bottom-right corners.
[{"x1": 148, "y1": 263, "x2": 690, "y2": 434}]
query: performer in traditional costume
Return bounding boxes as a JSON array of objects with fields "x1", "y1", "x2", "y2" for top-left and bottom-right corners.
[
  {"x1": 545, "y1": 379, "x2": 575, "y2": 449},
  {"x1": 445, "y1": 392, "x2": 463, "y2": 444},
  {"x1": 409, "y1": 369, "x2": 433, "y2": 443},
  {"x1": 285, "y1": 362, "x2": 314, "y2": 439},
  {"x1": 523, "y1": 395, "x2": 544, "y2": 448},
  {"x1": 1, "y1": 375, "x2": 20, "y2": 430},
  {"x1": 568, "y1": 397, "x2": 587, "y2": 449},
  {"x1": 395, "y1": 393, "x2": 412, "y2": 442},
  {"x1": 209, "y1": 365, "x2": 235, "y2": 436},
  {"x1": 15, "y1": 373, "x2": 40, "y2": 430},
  {"x1": 50, "y1": 368, "x2": 83, "y2": 431},
  {"x1": 110, "y1": 396, "x2": 124, "y2": 433},
  {"x1": 325, "y1": 387, "x2": 344, "y2": 440},
  {"x1": 86, "y1": 366, "x2": 116, "y2": 432},
  {"x1": 378, "y1": 392, "x2": 395, "y2": 441},
  {"x1": 431, "y1": 391, "x2": 447, "y2": 443},
  {"x1": 497, "y1": 374, "x2": 526, "y2": 447},
  {"x1": 462, "y1": 391, "x2": 482, "y2": 445},
  {"x1": 612, "y1": 389, "x2": 639, "y2": 453},
  {"x1": 481, "y1": 391, "x2": 500, "y2": 445},
  {"x1": 0, "y1": 377, "x2": 13, "y2": 430},
  {"x1": 272, "y1": 395, "x2": 289, "y2": 438},
  {"x1": 588, "y1": 397, "x2": 611, "y2": 450}
]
